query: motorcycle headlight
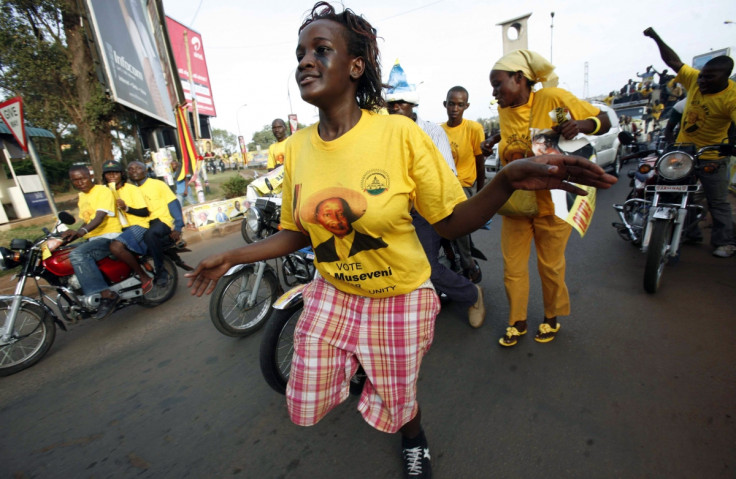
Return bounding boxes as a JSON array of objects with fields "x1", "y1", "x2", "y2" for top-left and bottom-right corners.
[
  {"x1": 656, "y1": 151, "x2": 693, "y2": 181},
  {"x1": 245, "y1": 206, "x2": 261, "y2": 231}
]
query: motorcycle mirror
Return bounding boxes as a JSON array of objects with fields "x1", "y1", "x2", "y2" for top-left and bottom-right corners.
[
  {"x1": 58, "y1": 211, "x2": 76, "y2": 225},
  {"x1": 618, "y1": 131, "x2": 635, "y2": 145}
]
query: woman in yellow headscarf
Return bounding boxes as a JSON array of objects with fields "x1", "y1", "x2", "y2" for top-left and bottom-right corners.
[{"x1": 483, "y1": 50, "x2": 611, "y2": 347}]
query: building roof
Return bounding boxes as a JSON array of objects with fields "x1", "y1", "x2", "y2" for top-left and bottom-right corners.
[{"x1": 0, "y1": 123, "x2": 55, "y2": 139}]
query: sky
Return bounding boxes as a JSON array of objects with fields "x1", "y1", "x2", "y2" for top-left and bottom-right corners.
[{"x1": 161, "y1": 0, "x2": 736, "y2": 147}]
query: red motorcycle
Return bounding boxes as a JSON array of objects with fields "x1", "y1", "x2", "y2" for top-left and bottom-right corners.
[{"x1": 0, "y1": 212, "x2": 190, "y2": 376}]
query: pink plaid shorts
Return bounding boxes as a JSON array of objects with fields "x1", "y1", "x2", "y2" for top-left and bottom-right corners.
[{"x1": 286, "y1": 276, "x2": 439, "y2": 433}]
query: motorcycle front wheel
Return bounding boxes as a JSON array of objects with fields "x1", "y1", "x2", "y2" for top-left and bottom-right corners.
[
  {"x1": 644, "y1": 219, "x2": 673, "y2": 294},
  {"x1": 0, "y1": 300, "x2": 56, "y2": 376},
  {"x1": 259, "y1": 304, "x2": 301, "y2": 394},
  {"x1": 209, "y1": 265, "x2": 279, "y2": 337}
]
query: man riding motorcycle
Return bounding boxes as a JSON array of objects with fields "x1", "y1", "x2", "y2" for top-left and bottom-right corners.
[{"x1": 62, "y1": 165, "x2": 123, "y2": 319}]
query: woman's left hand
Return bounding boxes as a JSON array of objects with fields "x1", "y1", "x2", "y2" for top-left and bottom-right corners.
[{"x1": 502, "y1": 155, "x2": 617, "y2": 195}]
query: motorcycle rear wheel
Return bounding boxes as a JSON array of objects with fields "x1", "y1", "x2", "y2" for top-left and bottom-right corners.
[
  {"x1": 209, "y1": 265, "x2": 278, "y2": 337},
  {"x1": 259, "y1": 304, "x2": 301, "y2": 394},
  {"x1": 141, "y1": 257, "x2": 178, "y2": 307},
  {"x1": 644, "y1": 219, "x2": 673, "y2": 294},
  {"x1": 258, "y1": 303, "x2": 367, "y2": 396},
  {"x1": 0, "y1": 300, "x2": 56, "y2": 376}
]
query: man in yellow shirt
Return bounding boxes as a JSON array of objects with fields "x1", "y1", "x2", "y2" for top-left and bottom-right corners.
[
  {"x1": 267, "y1": 118, "x2": 288, "y2": 171},
  {"x1": 62, "y1": 165, "x2": 123, "y2": 319},
  {"x1": 127, "y1": 161, "x2": 184, "y2": 287},
  {"x1": 645, "y1": 27, "x2": 736, "y2": 257},
  {"x1": 441, "y1": 86, "x2": 486, "y2": 281},
  {"x1": 102, "y1": 161, "x2": 154, "y2": 293}
]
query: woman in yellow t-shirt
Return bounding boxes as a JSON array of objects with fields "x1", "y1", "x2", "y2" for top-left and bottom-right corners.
[
  {"x1": 185, "y1": 4, "x2": 616, "y2": 477},
  {"x1": 483, "y1": 50, "x2": 611, "y2": 348}
]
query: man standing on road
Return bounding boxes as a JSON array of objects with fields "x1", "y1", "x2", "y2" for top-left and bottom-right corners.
[
  {"x1": 386, "y1": 88, "x2": 486, "y2": 328},
  {"x1": 644, "y1": 27, "x2": 736, "y2": 257},
  {"x1": 441, "y1": 86, "x2": 486, "y2": 281},
  {"x1": 267, "y1": 118, "x2": 288, "y2": 171}
]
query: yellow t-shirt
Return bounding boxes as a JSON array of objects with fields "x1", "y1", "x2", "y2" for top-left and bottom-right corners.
[
  {"x1": 116, "y1": 183, "x2": 150, "y2": 229},
  {"x1": 441, "y1": 119, "x2": 485, "y2": 187},
  {"x1": 139, "y1": 178, "x2": 176, "y2": 228},
  {"x1": 77, "y1": 185, "x2": 122, "y2": 237},
  {"x1": 281, "y1": 110, "x2": 466, "y2": 298},
  {"x1": 675, "y1": 64, "x2": 736, "y2": 159},
  {"x1": 651, "y1": 103, "x2": 664, "y2": 120},
  {"x1": 267, "y1": 139, "x2": 287, "y2": 169},
  {"x1": 497, "y1": 88, "x2": 600, "y2": 216}
]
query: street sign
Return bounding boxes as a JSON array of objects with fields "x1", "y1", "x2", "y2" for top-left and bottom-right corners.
[{"x1": 0, "y1": 96, "x2": 27, "y2": 152}]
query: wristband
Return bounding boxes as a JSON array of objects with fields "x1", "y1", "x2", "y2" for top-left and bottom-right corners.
[
  {"x1": 586, "y1": 116, "x2": 601, "y2": 135},
  {"x1": 79, "y1": 227, "x2": 88, "y2": 235}
]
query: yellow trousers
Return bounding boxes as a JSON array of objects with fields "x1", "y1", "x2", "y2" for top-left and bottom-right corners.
[{"x1": 501, "y1": 215, "x2": 572, "y2": 324}]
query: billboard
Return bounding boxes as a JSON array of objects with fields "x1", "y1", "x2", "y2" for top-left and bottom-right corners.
[
  {"x1": 692, "y1": 48, "x2": 731, "y2": 70},
  {"x1": 86, "y1": 0, "x2": 176, "y2": 126},
  {"x1": 166, "y1": 17, "x2": 217, "y2": 117}
]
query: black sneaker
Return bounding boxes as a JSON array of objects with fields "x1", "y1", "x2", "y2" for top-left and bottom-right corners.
[
  {"x1": 401, "y1": 431, "x2": 431, "y2": 478},
  {"x1": 92, "y1": 292, "x2": 120, "y2": 320}
]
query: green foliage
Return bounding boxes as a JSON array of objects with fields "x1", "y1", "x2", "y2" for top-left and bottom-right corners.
[
  {"x1": 248, "y1": 124, "x2": 277, "y2": 151},
  {"x1": 211, "y1": 128, "x2": 237, "y2": 155},
  {"x1": 220, "y1": 175, "x2": 251, "y2": 199}
]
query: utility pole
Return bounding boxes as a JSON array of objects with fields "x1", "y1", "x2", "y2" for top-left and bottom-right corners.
[{"x1": 583, "y1": 61, "x2": 589, "y2": 99}]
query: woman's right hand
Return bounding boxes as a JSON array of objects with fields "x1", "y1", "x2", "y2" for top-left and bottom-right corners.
[{"x1": 186, "y1": 253, "x2": 232, "y2": 297}]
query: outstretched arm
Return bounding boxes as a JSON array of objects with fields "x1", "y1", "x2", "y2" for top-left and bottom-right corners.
[
  {"x1": 186, "y1": 229, "x2": 309, "y2": 296},
  {"x1": 643, "y1": 27, "x2": 684, "y2": 73},
  {"x1": 432, "y1": 155, "x2": 617, "y2": 239}
]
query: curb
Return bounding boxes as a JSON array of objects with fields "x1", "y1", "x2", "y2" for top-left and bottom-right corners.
[{"x1": 182, "y1": 220, "x2": 242, "y2": 245}]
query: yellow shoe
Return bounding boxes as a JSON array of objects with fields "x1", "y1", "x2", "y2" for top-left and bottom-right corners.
[
  {"x1": 499, "y1": 323, "x2": 527, "y2": 347},
  {"x1": 534, "y1": 322, "x2": 561, "y2": 343}
]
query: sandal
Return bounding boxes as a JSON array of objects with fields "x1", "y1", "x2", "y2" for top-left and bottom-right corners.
[
  {"x1": 499, "y1": 322, "x2": 527, "y2": 347},
  {"x1": 534, "y1": 321, "x2": 561, "y2": 343},
  {"x1": 140, "y1": 276, "x2": 154, "y2": 294}
]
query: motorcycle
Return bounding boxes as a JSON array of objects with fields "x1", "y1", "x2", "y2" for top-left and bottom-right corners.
[
  {"x1": 612, "y1": 136, "x2": 734, "y2": 293},
  {"x1": 0, "y1": 212, "x2": 190, "y2": 376}
]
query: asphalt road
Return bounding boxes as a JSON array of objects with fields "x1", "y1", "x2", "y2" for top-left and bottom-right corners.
[{"x1": 1, "y1": 169, "x2": 734, "y2": 479}]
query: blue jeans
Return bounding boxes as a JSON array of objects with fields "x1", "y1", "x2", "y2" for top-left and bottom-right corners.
[
  {"x1": 176, "y1": 180, "x2": 197, "y2": 207},
  {"x1": 69, "y1": 237, "x2": 113, "y2": 295},
  {"x1": 411, "y1": 211, "x2": 478, "y2": 308},
  {"x1": 144, "y1": 219, "x2": 172, "y2": 273}
]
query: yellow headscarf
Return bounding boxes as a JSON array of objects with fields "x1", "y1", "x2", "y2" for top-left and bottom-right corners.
[{"x1": 492, "y1": 50, "x2": 559, "y2": 88}]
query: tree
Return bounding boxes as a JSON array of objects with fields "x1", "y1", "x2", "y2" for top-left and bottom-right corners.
[
  {"x1": 211, "y1": 128, "x2": 237, "y2": 155},
  {"x1": 0, "y1": 0, "x2": 118, "y2": 178},
  {"x1": 248, "y1": 124, "x2": 276, "y2": 151},
  {"x1": 247, "y1": 122, "x2": 307, "y2": 151}
]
